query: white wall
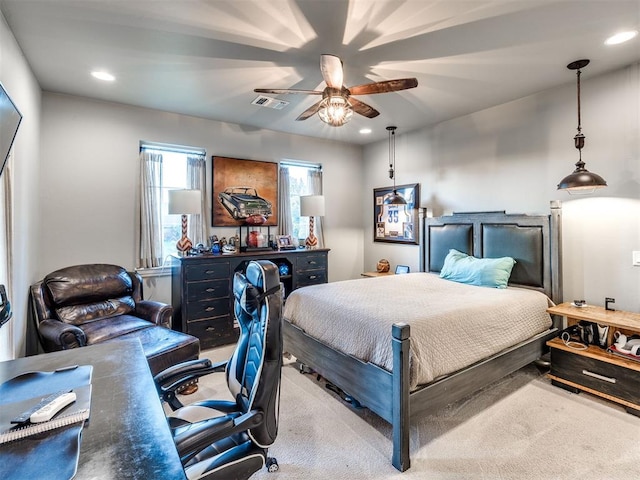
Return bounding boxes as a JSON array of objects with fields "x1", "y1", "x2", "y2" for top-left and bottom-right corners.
[
  {"x1": 39, "y1": 94, "x2": 365, "y2": 304},
  {"x1": 0, "y1": 12, "x2": 42, "y2": 359},
  {"x1": 364, "y1": 63, "x2": 640, "y2": 312}
]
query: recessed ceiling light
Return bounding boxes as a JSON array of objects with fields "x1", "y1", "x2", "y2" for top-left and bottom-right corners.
[
  {"x1": 91, "y1": 70, "x2": 115, "y2": 82},
  {"x1": 605, "y1": 30, "x2": 638, "y2": 45},
  {"x1": 359, "y1": 128, "x2": 372, "y2": 134}
]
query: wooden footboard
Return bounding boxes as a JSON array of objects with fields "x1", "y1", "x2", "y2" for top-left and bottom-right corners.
[{"x1": 283, "y1": 318, "x2": 558, "y2": 472}]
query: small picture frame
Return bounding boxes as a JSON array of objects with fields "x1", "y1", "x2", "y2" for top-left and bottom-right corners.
[
  {"x1": 276, "y1": 235, "x2": 294, "y2": 250},
  {"x1": 395, "y1": 265, "x2": 410, "y2": 274}
]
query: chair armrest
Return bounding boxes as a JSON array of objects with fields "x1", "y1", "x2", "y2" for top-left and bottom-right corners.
[
  {"x1": 38, "y1": 319, "x2": 87, "y2": 351},
  {"x1": 135, "y1": 300, "x2": 172, "y2": 328},
  {"x1": 155, "y1": 358, "x2": 227, "y2": 411},
  {"x1": 174, "y1": 410, "x2": 264, "y2": 464}
]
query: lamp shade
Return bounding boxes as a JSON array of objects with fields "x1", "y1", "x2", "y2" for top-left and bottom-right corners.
[
  {"x1": 168, "y1": 189, "x2": 201, "y2": 214},
  {"x1": 300, "y1": 195, "x2": 325, "y2": 217}
]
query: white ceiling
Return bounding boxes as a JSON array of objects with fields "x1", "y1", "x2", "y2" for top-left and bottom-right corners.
[{"x1": 2, "y1": 0, "x2": 639, "y2": 145}]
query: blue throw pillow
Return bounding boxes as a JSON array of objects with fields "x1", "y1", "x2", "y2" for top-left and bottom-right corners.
[{"x1": 440, "y1": 249, "x2": 516, "y2": 289}]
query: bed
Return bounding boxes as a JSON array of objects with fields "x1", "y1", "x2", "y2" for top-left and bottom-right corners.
[{"x1": 282, "y1": 202, "x2": 563, "y2": 471}]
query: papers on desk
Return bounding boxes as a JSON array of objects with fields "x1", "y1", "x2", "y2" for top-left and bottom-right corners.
[{"x1": 0, "y1": 365, "x2": 93, "y2": 480}]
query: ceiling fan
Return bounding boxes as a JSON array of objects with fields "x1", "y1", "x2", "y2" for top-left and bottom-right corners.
[{"x1": 254, "y1": 54, "x2": 418, "y2": 127}]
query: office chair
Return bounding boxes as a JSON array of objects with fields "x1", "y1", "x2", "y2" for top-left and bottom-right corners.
[{"x1": 155, "y1": 260, "x2": 283, "y2": 479}]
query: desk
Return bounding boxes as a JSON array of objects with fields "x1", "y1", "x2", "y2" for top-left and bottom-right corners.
[{"x1": 0, "y1": 340, "x2": 185, "y2": 480}]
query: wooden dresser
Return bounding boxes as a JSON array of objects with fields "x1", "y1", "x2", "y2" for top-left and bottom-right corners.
[{"x1": 171, "y1": 249, "x2": 329, "y2": 349}]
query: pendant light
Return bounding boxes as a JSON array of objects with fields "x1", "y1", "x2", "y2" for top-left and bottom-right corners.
[
  {"x1": 383, "y1": 126, "x2": 407, "y2": 205},
  {"x1": 557, "y1": 59, "x2": 607, "y2": 194}
]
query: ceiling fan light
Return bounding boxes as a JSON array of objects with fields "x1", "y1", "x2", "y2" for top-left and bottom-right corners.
[{"x1": 318, "y1": 95, "x2": 353, "y2": 127}]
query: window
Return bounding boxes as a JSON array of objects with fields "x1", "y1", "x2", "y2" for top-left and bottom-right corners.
[
  {"x1": 138, "y1": 142, "x2": 206, "y2": 268},
  {"x1": 279, "y1": 161, "x2": 323, "y2": 246}
]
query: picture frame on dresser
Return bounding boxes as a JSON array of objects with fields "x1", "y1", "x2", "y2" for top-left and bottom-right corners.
[{"x1": 373, "y1": 183, "x2": 419, "y2": 244}]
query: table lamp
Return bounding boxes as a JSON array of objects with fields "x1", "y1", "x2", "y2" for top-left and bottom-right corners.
[
  {"x1": 168, "y1": 189, "x2": 201, "y2": 255},
  {"x1": 300, "y1": 195, "x2": 325, "y2": 249}
]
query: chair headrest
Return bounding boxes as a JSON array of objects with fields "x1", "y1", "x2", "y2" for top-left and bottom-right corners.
[
  {"x1": 233, "y1": 273, "x2": 260, "y2": 315},
  {"x1": 245, "y1": 260, "x2": 280, "y2": 293}
]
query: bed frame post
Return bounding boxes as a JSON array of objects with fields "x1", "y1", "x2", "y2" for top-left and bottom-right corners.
[{"x1": 392, "y1": 322, "x2": 411, "y2": 472}]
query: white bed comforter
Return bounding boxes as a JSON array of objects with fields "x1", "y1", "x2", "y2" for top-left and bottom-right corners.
[{"x1": 284, "y1": 273, "x2": 553, "y2": 389}]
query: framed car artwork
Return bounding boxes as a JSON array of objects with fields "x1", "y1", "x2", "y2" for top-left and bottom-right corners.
[
  {"x1": 373, "y1": 183, "x2": 419, "y2": 244},
  {"x1": 212, "y1": 156, "x2": 278, "y2": 227}
]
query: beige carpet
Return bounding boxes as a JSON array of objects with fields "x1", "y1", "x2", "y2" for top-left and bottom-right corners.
[{"x1": 186, "y1": 346, "x2": 640, "y2": 479}]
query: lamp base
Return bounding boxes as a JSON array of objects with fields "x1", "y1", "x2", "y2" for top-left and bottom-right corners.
[
  {"x1": 176, "y1": 214, "x2": 193, "y2": 254},
  {"x1": 304, "y1": 234, "x2": 318, "y2": 249}
]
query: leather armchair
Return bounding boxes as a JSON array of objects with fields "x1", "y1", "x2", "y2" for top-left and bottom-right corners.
[{"x1": 31, "y1": 264, "x2": 200, "y2": 376}]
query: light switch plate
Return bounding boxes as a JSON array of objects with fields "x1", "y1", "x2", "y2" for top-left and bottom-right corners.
[{"x1": 633, "y1": 251, "x2": 640, "y2": 266}]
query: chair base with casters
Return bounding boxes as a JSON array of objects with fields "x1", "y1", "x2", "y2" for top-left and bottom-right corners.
[{"x1": 156, "y1": 260, "x2": 283, "y2": 480}]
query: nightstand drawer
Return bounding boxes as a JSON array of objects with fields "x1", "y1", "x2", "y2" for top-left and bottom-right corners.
[
  {"x1": 551, "y1": 348, "x2": 640, "y2": 405},
  {"x1": 186, "y1": 279, "x2": 229, "y2": 301},
  {"x1": 186, "y1": 298, "x2": 230, "y2": 321},
  {"x1": 185, "y1": 262, "x2": 230, "y2": 281}
]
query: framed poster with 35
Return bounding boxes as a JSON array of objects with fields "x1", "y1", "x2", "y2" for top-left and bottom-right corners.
[{"x1": 373, "y1": 183, "x2": 419, "y2": 244}]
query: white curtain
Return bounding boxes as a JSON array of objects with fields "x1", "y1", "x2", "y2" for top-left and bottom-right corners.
[
  {"x1": 139, "y1": 151, "x2": 163, "y2": 268},
  {"x1": 278, "y1": 166, "x2": 293, "y2": 236},
  {"x1": 307, "y1": 169, "x2": 324, "y2": 248},
  {"x1": 186, "y1": 155, "x2": 208, "y2": 246}
]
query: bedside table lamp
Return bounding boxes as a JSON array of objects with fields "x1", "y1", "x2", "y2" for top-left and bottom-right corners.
[
  {"x1": 169, "y1": 189, "x2": 201, "y2": 255},
  {"x1": 300, "y1": 195, "x2": 325, "y2": 249}
]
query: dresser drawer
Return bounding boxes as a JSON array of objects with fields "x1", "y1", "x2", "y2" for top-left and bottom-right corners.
[
  {"x1": 550, "y1": 348, "x2": 640, "y2": 405},
  {"x1": 187, "y1": 316, "x2": 237, "y2": 349},
  {"x1": 186, "y1": 298, "x2": 230, "y2": 321},
  {"x1": 185, "y1": 261, "x2": 230, "y2": 281},
  {"x1": 296, "y1": 271, "x2": 327, "y2": 288},
  {"x1": 186, "y1": 278, "x2": 229, "y2": 301},
  {"x1": 296, "y1": 254, "x2": 327, "y2": 272}
]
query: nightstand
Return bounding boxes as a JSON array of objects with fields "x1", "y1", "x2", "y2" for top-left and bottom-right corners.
[
  {"x1": 546, "y1": 302, "x2": 640, "y2": 416},
  {"x1": 361, "y1": 271, "x2": 394, "y2": 278}
]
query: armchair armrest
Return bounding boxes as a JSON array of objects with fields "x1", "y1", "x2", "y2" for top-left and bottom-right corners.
[
  {"x1": 135, "y1": 300, "x2": 172, "y2": 328},
  {"x1": 38, "y1": 318, "x2": 87, "y2": 351},
  {"x1": 155, "y1": 358, "x2": 227, "y2": 411}
]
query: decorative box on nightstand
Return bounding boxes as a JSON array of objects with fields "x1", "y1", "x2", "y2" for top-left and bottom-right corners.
[{"x1": 546, "y1": 302, "x2": 640, "y2": 417}]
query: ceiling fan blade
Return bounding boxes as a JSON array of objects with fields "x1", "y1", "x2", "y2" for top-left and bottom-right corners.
[
  {"x1": 348, "y1": 78, "x2": 418, "y2": 96},
  {"x1": 254, "y1": 88, "x2": 322, "y2": 95},
  {"x1": 296, "y1": 100, "x2": 323, "y2": 121},
  {"x1": 320, "y1": 54, "x2": 343, "y2": 89},
  {"x1": 350, "y1": 98, "x2": 380, "y2": 118}
]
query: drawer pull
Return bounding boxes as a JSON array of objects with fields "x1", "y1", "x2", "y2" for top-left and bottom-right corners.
[
  {"x1": 205, "y1": 288, "x2": 216, "y2": 293},
  {"x1": 205, "y1": 270, "x2": 216, "y2": 274},
  {"x1": 582, "y1": 369, "x2": 616, "y2": 384},
  {"x1": 308, "y1": 275, "x2": 317, "y2": 280},
  {"x1": 205, "y1": 306, "x2": 216, "y2": 312},
  {"x1": 206, "y1": 327, "x2": 215, "y2": 332},
  {"x1": 307, "y1": 261, "x2": 317, "y2": 265}
]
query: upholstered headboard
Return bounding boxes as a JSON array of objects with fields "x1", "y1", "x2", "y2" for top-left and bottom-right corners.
[{"x1": 421, "y1": 202, "x2": 562, "y2": 304}]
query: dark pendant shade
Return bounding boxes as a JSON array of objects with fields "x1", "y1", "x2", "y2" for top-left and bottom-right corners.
[
  {"x1": 383, "y1": 190, "x2": 407, "y2": 205},
  {"x1": 557, "y1": 160, "x2": 607, "y2": 194}
]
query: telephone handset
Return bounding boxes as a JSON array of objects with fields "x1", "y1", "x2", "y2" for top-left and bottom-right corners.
[{"x1": 0, "y1": 284, "x2": 12, "y2": 328}]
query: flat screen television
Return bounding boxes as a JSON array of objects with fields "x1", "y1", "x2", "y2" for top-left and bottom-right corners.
[{"x1": 0, "y1": 81, "x2": 22, "y2": 178}]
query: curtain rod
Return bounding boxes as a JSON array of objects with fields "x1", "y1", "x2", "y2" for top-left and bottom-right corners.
[{"x1": 140, "y1": 140, "x2": 205, "y2": 156}]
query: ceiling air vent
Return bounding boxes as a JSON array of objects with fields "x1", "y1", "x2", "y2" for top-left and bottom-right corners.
[{"x1": 251, "y1": 95, "x2": 289, "y2": 110}]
